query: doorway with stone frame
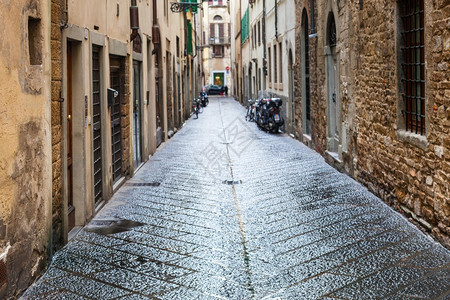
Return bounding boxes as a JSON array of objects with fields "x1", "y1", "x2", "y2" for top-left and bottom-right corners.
[{"x1": 325, "y1": 10, "x2": 341, "y2": 156}]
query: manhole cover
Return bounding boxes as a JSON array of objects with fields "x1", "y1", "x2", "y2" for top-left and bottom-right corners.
[
  {"x1": 223, "y1": 180, "x2": 242, "y2": 185},
  {"x1": 126, "y1": 182, "x2": 161, "y2": 187}
]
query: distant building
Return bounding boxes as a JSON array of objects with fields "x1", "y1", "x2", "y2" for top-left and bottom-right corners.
[{"x1": 203, "y1": 0, "x2": 232, "y2": 93}]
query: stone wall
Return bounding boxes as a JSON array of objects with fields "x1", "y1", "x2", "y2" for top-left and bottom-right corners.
[
  {"x1": 294, "y1": 0, "x2": 449, "y2": 248},
  {"x1": 51, "y1": 0, "x2": 65, "y2": 255},
  {"x1": 353, "y1": 0, "x2": 449, "y2": 248}
]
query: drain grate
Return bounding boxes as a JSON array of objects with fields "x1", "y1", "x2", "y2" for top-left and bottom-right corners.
[
  {"x1": 126, "y1": 182, "x2": 161, "y2": 187},
  {"x1": 0, "y1": 259, "x2": 6, "y2": 288},
  {"x1": 223, "y1": 180, "x2": 242, "y2": 185}
]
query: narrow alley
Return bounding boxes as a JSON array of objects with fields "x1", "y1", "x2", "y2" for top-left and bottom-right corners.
[{"x1": 23, "y1": 97, "x2": 450, "y2": 299}]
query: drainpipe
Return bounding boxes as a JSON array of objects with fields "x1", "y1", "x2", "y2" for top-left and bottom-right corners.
[
  {"x1": 275, "y1": 0, "x2": 278, "y2": 41},
  {"x1": 130, "y1": 0, "x2": 139, "y2": 41},
  {"x1": 262, "y1": 0, "x2": 267, "y2": 89}
]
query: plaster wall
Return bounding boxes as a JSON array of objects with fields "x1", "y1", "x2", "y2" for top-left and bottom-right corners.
[{"x1": 0, "y1": 0, "x2": 52, "y2": 298}]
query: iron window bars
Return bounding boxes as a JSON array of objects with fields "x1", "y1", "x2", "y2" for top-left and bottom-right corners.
[{"x1": 400, "y1": 0, "x2": 425, "y2": 135}]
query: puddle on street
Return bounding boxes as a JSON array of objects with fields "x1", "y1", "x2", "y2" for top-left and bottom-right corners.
[{"x1": 85, "y1": 219, "x2": 146, "y2": 235}]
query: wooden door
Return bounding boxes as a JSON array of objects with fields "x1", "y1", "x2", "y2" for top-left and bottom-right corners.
[{"x1": 67, "y1": 43, "x2": 75, "y2": 231}]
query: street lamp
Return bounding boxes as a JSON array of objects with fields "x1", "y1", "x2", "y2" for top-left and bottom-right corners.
[{"x1": 170, "y1": 1, "x2": 207, "y2": 13}]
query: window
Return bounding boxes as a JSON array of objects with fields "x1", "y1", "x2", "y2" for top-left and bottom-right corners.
[
  {"x1": 28, "y1": 17, "x2": 42, "y2": 65},
  {"x1": 400, "y1": 0, "x2": 425, "y2": 135},
  {"x1": 214, "y1": 15, "x2": 223, "y2": 21},
  {"x1": 253, "y1": 25, "x2": 256, "y2": 48},
  {"x1": 273, "y1": 45, "x2": 277, "y2": 84},
  {"x1": 268, "y1": 47, "x2": 272, "y2": 83},
  {"x1": 213, "y1": 45, "x2": 224, "y2": 57},
  {"x1": 258, "y1": 20, "x2": 261, "y2": 45},
  {"x1": 279, "y1": 43, "x2": 283, "y2": 84}
]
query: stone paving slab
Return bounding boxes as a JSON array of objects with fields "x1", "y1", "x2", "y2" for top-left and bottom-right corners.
[{"x1": 22, "y1": 97, "x2": 450, "y2": 299}]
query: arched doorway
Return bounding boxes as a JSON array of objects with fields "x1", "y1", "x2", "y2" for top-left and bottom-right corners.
[
  {"x1": 301, "y1": 9, "x2": 311, "y2": 136},
  {"x1": 325, "y1": 11, "x2": 340, "y2": 153},
  {"x1": 288, "y1": 49, "x2": 295, "y2": 136}
]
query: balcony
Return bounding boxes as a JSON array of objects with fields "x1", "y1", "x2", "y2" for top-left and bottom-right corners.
[{"x1": 210, "y1": 37, "x2": 231, "y2": 45}]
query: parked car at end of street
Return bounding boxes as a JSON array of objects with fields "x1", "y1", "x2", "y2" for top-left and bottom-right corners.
[{"x1": 205, "y1": 85, "x2": 223, "y2": 95}]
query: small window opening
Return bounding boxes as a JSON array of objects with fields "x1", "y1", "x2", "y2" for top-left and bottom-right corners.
[{"x1": 28, "y1": 17, "x2": 42, "y2": 65}]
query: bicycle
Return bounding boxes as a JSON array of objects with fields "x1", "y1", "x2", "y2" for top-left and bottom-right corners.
[
  {"x1": 245, "y1": 99, "x2": 255, "y2": 122},
  {"x1": 193, "y1": 98, "x2": 200, "y2": 119}
]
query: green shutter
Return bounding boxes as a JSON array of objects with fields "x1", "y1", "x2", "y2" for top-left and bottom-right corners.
[
  {"x1": 186, "y1": 0, "x2": 198, "y2": 13},
  {"x1": 191, "y1": 0, "x2": 198, "y2": 13},
  {"x1": 241, "y1": 8, "x2": 249, "y2": 44},
  {"x1": 187, "y1": 21, "x2": 193, "y2": 55}
]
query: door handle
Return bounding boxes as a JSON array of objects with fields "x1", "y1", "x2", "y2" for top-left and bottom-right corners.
[
  {"x1": 332, "y1": 93, "x2": 336, "y2": 103},
  {"x1": 67, "y1": 114, "x2": 72, "y2": 121}
]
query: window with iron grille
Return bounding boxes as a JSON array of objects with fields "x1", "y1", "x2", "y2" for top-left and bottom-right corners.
[{"x1": 400, "y1": 0, "x2": 425, "y2": 135}]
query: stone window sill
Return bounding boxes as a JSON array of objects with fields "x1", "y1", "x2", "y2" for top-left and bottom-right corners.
[{"x1": 396, "y1": 129, "x2": 429, "y2": 151}]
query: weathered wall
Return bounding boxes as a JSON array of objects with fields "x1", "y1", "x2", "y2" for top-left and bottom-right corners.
[
  {"x1": 51, "y1": 0, "x2": 65, "y2": 254},
  {"x1": 0, "y1": 0, "x2": 52, "y2": 298},
  {"x1": 294, "y1": 0, "x2": 449, "y2": 247},
  {"x1": 353, "y1": 0, "x2": 449, "y2": 247}
]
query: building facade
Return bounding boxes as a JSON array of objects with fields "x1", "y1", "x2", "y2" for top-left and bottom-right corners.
[
  {"x1": 203, "y1": 0, "x2": 233, "y2": 92},
  {"x1": 0, "y1": 0, "x2": 203, "y2": 298},
  {"x1": 300, "y1": 0, "x2": 448, "y2": 247},
  {"x1": 230, "y1": 0, "x2": 242, "y2": 100},
  {"x1": 0, "y1": 0, "x2": 52, "y2": 298}
]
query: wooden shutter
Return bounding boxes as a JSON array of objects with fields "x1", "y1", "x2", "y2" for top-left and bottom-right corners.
[
  {"x1": 219, "y1": 23, "x2": 224, "y2": 38},
  {"x1": 210, "y1": 23, "x2": 214, "y2": 39}
]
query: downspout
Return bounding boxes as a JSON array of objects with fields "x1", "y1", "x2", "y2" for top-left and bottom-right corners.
[
  {"x1": 130, "y1": 0, "x2": 139, "y2": 42},
  {"x1": 263, "y1": 0, "x2": 266, "y2": 90},
  {"x1": 275, "y1": 0, "x2": 278, "y2": 41}
]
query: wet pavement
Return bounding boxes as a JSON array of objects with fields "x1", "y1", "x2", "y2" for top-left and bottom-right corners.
[{"x1": 23, "y1": 97, "x2": 450, "y2": 299}]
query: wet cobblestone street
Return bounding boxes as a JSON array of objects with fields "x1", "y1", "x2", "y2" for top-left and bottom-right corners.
[{"x1": 23, "y1": 97, "x2": 450, "y2": 299}]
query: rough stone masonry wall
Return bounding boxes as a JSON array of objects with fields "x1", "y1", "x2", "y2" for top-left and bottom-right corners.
[
  {"x1": 51, "y1": 0, "x2": 65, "y2": 255},
  {"x1": 293, "y1": 0, "x2": 449, "y2": 247},
  {"x1": 293, "y1": 0, "x2": 320, "y2": 151},
  {"x1": 311, "y1": 0, "x2": 330, "y2": 157},
  {"x1": 353, "y1": 0, "x2": 449, "y2": 247}
]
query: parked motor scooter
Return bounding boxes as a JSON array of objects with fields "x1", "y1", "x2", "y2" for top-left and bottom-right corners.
[
  {"x1": 256, "y1": 97, "x2": 284, "y2": 133},
  {"x1": 200, "y1": 92, "x2": 209, "y2": 107}
]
